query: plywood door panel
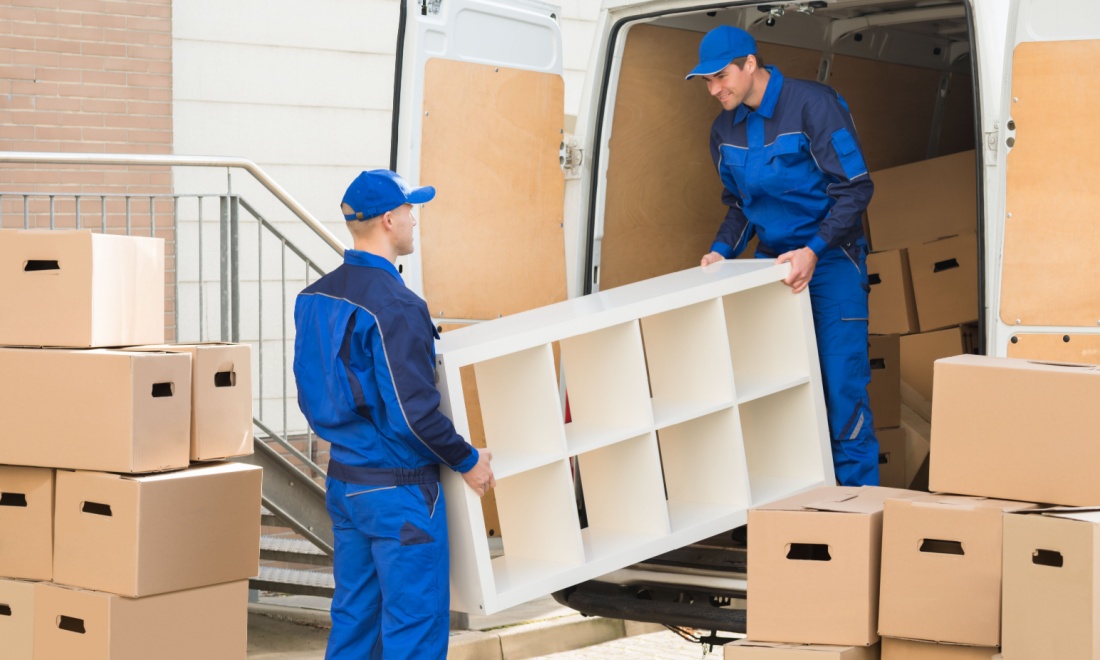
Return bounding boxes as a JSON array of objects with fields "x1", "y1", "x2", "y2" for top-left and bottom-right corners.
[
  {"x1": 420, "y1": 59, "x2": 567, "y2": 320},
  {"x1": 1001, "y1": 40, "x2": 1100, "y2": 327},
  {"x1": 828, "y1": 55, "x2": 943, "y2": 171},
  {"x1": 600, "y1": 26, "x2": 824, "y2": 291},
  {"x1": 1007, "y1": 333, "x2": 1100, "y2": 365}
]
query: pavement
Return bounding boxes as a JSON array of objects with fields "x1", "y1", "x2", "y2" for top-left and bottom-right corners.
[{"x1": 245, "y1": 593, "x2": 705, "y2": 659}]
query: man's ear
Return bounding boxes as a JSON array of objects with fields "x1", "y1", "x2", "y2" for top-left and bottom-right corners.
[{"x1": 380, "y1": 209, "x2": 394, "y2": 231}]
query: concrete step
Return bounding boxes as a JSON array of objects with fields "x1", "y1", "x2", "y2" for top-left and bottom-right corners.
[
  {"x1": 260, "y1": 535, "x2": 333, "y2": 567},
  {"x1": 252, "y1": 565, "x2": 335, "y2": 599}
]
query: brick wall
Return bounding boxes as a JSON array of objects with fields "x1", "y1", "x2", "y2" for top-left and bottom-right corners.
[{"x1": 0, "y1": 0, "x2": 176, "y2": 334}]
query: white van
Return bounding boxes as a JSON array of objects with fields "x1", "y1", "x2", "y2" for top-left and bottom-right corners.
[{"x1": 392, "y1": 0, "x2": 1100, "y2": 633}]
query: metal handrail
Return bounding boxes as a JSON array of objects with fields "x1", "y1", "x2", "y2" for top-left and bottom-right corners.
[{"x1": 0, "y1": 151, "x2": 347, "y2": 256}]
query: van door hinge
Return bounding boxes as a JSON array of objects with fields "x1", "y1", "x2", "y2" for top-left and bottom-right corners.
[
  {"x1": 561, "y1": 137, "x2": 583, "y2": 175},
  {"x1": 420, "y1": 0, "x2": 442, "y2": 15},
  {"x1": 984, "y1": 124, "x2": 999, "y2": 165}
]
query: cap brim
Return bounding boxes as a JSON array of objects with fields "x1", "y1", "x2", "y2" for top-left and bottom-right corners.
[
  {"x1": 685, "y1": 57, "x2": 735, "y2": 81},
  {"x1": 407, "y1": 185, "x2": 436, "y2": 205}
]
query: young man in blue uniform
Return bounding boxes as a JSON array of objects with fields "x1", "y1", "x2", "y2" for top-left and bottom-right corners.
[
  {"x1": 688, "y1": 26, "x2": 879, "y2": 486},
  {"x1": 293, "y1": 169, "x2": 495, "y2": 658}
]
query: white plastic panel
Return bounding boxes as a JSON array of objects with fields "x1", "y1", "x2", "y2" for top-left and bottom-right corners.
[
  {"x1": 723, "y1": 280, "x2": 812, "y2": 403},
  {"x1": 657, "y1": 407, "x2": 750, "y2": 534},
  {"x1": 577, "y1": 432, "x2": 669, "y2": 561},
  {"x1": 473, "y1": 343, "x2": 566, "y2": 478},
  {"x1": 641, "y1": 298, "x2": 737, "y2": 429},
  {"x1": 560, "y1": 320, "x2": 653, "y2": 455}
]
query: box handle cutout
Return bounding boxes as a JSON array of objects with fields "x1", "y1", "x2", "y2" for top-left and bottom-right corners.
[
  {"x1": 786, "y1": 543, "x2": 831, "y2": 561},
  {"x1": 0, "y1": 604, "x2": 11, "y2": 616},
  {"x1": 151, "y1": 382, "x2": 174, "y2": 397},
  {"x1": 870, "y1": 358, "x2": 886, "y2": 370},
  {"x1": 920, "y1": 539, "x2": 964, "y2": 555},
  {"x1": 1033, "y1": 549, "x2": 1064, "y2": 568},
  {"x1": 933, "y1": 258, "x2": 960, "y2": 273},
  {"x1": 0, "y1": 492, "x2": 28, "y2": 507},
  {"x1": 878, "y1": 452, "x2": 891, "y2": 465},
  {"x1": 81, "y1": 501, "x2": 112, "y2": 517},
  {"x1": 868, "y1": 273, "x2": 881, "y2": 285},
  {"x1": 24, "y1": 260, "x2": 60, "y2": 272},
  {"x1": 58, "y1": 616, "x2": 86, "y2": 634},
  {"x1": 214, "y1": 370, "x2": 236, "y2": 387}
]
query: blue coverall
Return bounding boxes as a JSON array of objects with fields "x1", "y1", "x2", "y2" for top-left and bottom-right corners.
[
  {"x1": 293, "y1": 249, "x2": 479, "y2": 659},
  {"x1": 708, "y1": 65, "x2": 879, "y2": 486}
]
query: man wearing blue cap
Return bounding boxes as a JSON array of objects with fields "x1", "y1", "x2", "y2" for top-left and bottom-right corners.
[
  {"x1": 293, "y1": 169, "x2": 495, "y2": 658},
  {"x1": 688, "y1": 26, "x2": 879, "y2": 487}
]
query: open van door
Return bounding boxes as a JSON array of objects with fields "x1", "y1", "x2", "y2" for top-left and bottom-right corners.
[
  {"x1": 391, "y1": 0, "x2": 568, "y2": 322},
  {"x1": 996, "y1": 0, "x2": 1100, "y2": 361}
]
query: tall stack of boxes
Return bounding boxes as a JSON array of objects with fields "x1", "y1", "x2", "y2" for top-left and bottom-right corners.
[
  {"x1": 930, "y1": 354, "x2": 1100, "y2": 659},
  {"x1": 729, "y1": 351, "x2": 1100, "y2": 659},
  {"x1": 0, "y1": 230, "x2": 260, "y2": 660},
  {"x1": 864, "y1": 150, "x2": 980, "y2": 488}
]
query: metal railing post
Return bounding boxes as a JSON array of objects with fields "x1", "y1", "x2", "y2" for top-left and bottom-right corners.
[
  {"x1": 220, "y1": 196, "x2": 230, "y2": 343},
  {"x1": 231, "y1": 196, "x2": 240, "y2": 343}
]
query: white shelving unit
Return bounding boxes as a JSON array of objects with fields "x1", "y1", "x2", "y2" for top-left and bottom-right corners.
[{"x1": 437, "y1": 261, "x2": 834, "y2": 614}]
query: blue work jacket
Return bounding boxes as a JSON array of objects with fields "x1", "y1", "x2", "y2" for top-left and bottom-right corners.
[
  {"x1": 709, "y1": 66, "x2": 873, "y2": 258},
  {"x1": 293, "y1": 249, "x2": 478, "y2": 473}
]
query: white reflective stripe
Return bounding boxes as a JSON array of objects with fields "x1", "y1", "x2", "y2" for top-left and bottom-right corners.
[
  {"x1": 431, "y1": 486, "x2": 441, "y2": 518},
  {"x1": 346, "y1": 485, "x2": 396, "y2": 498},
  {"x1": 763, "y1": 131, "x2": 804, "y2": 148},
  {"x1": 849, "y1": 412, "x2": 864, "y2": 440},
  {"x1": 303, "y1": 291, "x2": 452, "y2": 467}
]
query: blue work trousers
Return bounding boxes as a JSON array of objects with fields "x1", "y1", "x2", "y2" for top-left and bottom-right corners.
[
  {"x1": 766, "y1": 242, "x2": 880, "y2": 486},
  {"x1": 324, "y1": 477, "x2": 450, "y2": 659}
]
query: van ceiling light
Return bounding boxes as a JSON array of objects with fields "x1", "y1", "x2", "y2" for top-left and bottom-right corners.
[{"x1": 757, "y1": 2, "x2": 827, "y2": 26}]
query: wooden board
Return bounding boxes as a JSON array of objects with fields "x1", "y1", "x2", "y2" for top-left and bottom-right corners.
[
  {"x1": 420, "y1": 59, "x2": 567, "y2": 320},
  {"x1": 1007, "y1": 333, "x2": 1100, "y2": 365},
  {"x1": 828, "y1": 55, "x2": 943, "y2": 171},
  {"x1": 600, "y1": 26, "x2": 823, "y2": 290},
  {"x1": 1000, "y1": 40, "x2": 1100, "y2": 327}
]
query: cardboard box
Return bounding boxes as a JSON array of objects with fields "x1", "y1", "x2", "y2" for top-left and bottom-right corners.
[
  {"x1": 867, "y1": 250, "x2": 918, "y2": 335},
  {"x1": 907, "y1": 233, "x2": 978, "y2": 332},
  {"x1": 876, "y1": 428, "x2": 906, "y2": 489},
  {"x1": 881, "y1": 637, "x2": 998, "y2": 659},
  {"x1": 869, "y1": 335, "x2": 901, "y2": 429},
  {"x1": 899, "y1": 326, "x2": 967, "y2": 418},
  {"x1": 0, "y1": 578, "x2": 35, "y2": 660},
  {"x1": 127, "y1": 343, "x2": 254, "y2": 461},
  {"x1": 865, "y1": 151, "x2": 976, "y2": 252},
  {"x1": 1002, "y1": 508, "x2": 1100, "y2": 659},
  {"x1": 930, "y1": 355, "x2": 1100, "y2": 505},
  {"x1": 725, "y1": 640, "x2": 880, "y2": 659},
  {"x1": 899, "y1": 405, "x2": 930, "y2": 490},
  {"x1": 0, "y1": 230, "x2": 164, "y2": 348},
  {"x1": 53, "y1": 462, "x2": 261, "y2": 598},
  {"x1": 0, "y1": 348, "x2": 192, "y2": 473},
  {"x1": 879, "y1": 495, "x2": 1038, "y2": 646},
  {"x1": 34, "y1": 580, "x2": 248, "y2": 660},
  {"x1": 0, "y1": 466, "x2": 54, "y2": 581},
  {"x1": 748, "y1": 486, "x2": 924, "y2": 646}
]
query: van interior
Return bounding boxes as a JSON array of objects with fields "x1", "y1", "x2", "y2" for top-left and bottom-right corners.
[{"x1": 557, "y1": 0, "x2": 982, "y2": 633}]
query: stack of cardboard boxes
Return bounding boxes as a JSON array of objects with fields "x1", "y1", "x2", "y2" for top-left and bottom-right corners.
[
  {"x1": 727, "y1": 352, "x2": 1100, "y2": 659},
  {"x1": 0, "y1": 230, "x2": 260, "y2": 660},
  {"x1": 863, "y1": 150, "x2": 979, "y2": 488}
]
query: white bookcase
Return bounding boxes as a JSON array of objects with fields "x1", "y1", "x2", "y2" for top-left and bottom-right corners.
[{"x1": 437, "y1": 261, "x2": 834, "y2": 614}]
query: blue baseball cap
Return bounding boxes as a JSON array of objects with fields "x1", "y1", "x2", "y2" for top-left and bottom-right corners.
[
  {"x1": 341, "y1": 169, "x2": 436, "y2": 221},
  {"x1": 685, "y1": 26, "x2": 757, "y2": 80}
]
